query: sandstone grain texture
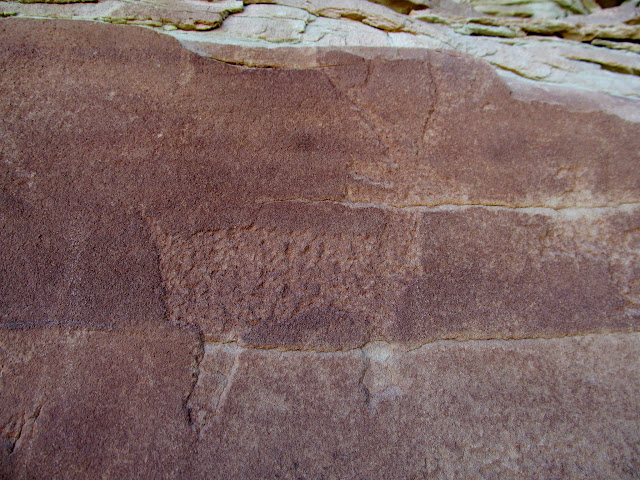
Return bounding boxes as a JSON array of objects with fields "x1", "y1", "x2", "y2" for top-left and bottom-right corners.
[
  {"x1": 0, "y1": 327, "x2": 200, "y2": 479},
  {"x1": 0, "y1": 13, "x2": 639, "y2": 480},
  {"x1": 190, "y1": 334, "x2": 640, "y2": 479}
]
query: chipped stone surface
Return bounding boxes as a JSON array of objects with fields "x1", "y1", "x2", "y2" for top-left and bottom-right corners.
[
  {"x1": 0, "y1": 13, "x2": 639, "y2": 480},
  {"x1": 156, "y1": 204, "x2": 639, "y2": 347}
]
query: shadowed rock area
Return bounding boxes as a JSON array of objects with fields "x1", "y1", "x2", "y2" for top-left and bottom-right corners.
[{"x1": 0, "y1": 17, "x2": 639, "y2": 479}]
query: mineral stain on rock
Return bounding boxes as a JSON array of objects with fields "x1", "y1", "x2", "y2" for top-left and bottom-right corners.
[{"x1": 0, "y1": 14, "x2": 639, "y2": 480}]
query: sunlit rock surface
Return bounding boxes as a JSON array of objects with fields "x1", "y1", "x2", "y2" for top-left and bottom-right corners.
[{"x1": 1, "y1": 3, "x2": 639, "y2": 478}]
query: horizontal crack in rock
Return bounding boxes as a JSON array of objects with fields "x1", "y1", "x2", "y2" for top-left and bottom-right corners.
[
  {"x1": 256, "y1": 197, "x2": 640, "y2": 214},
  {"x1": 203, "y1": 329, "x2": 640, "y2": 355}
]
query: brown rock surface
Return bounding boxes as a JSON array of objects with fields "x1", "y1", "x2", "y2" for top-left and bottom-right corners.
[
  {"x1": 0, "y1": 326, "x2": 200, "y2": 479},
  {"x1": 1, "y1": 17, "x2": 639, "y2": 479},
  {"x1": 190, "y1": 334, "x2": 640, "y2": 479},
  {"x1": 158, "y1": 204, "x2": 639, "y2": 347}
]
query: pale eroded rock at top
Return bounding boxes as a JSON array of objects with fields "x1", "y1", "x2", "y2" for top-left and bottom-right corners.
[{"x1": 2, "y1": 0, "x2": 640, "y2": 106}]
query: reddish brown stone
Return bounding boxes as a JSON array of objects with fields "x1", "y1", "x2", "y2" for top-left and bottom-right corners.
[
  {"x1": 0, "y1": 326, "x2": 200, "y2": 480},
  {"x1": 0, "y1": 17, "x2": 639, "y2": 480},
  {"x1": 191, "y1": 334, "x2": 640, "y2": 479},
  {"x1": 1, "y1": 18, "x2": 638, "y2": 343},
  {"x1": 0, "y1": 201, "x2": 165, "y2": 329},
  {"x1": 392, "y1": 208, "x2": 632, "y2": 342}
]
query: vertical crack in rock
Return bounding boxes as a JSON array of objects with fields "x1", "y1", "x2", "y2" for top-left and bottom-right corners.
[
  {"x1": 186, "y1": 342, "x2": 242, "y2": 436},
  {"x1": 357, "y1": 350, "x2": 372, "y2": 408},
  {"x1": 421, "y1": 53, "x2": 439, "y2": 147},
  {"x1": 3, "y1": 403, "x2": 44, "y2": 456},
  {"x1": 184, "y1": 328, "x2": 205, "y2": 433},
  {"x1": 214, "y1": 350, "x2": 240, "y2": 420},
  {"x1": 2, "y1": 413, "x2": 25, "y2": 456}
]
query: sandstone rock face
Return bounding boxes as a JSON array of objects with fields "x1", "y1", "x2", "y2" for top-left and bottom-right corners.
[
  {"x1": 1, "y1": 327, "x2": 200, "y2": 479},
  {"x1": 1, "y1": 10, "x2": 639, "y2": 480},
  {"x1": 2, "y1": 0, "x2": 640, "y2": 99}
]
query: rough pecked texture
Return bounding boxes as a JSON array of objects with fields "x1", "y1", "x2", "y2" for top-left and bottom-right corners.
[{"x1": 0, "y1": 13, "x2": 639, "y2": 480}]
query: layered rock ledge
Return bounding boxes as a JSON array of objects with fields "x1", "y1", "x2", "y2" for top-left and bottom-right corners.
[{"x1": 1, "y1": 10, "x2": 639, "y2": 480}]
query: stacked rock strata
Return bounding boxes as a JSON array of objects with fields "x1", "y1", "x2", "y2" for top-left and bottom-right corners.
[
  {"x1": 0, "y1": 0, "x2": 639, "y2": 478},
  {"x1": 2, "y1": 0, "x2": 639, "y2": 111}
]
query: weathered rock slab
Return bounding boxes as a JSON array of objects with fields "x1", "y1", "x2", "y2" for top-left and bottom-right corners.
[
  {"x1": 0, "y1": 16, "x2": 639, "y2": 480},
  {"x1": 191, "y1": 334, "x2": 640, "y2": 479},
  {"x1": 0, "y1": 326, "x2": 200, "y2": 479}
]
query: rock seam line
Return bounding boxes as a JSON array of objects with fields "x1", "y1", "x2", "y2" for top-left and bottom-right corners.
[
  {"x1": 202, "y1": 329, "x2": 640, "y2": 355},
  {"x1": 255, "y1": 198, "x2": 640, "y2": 213}
]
